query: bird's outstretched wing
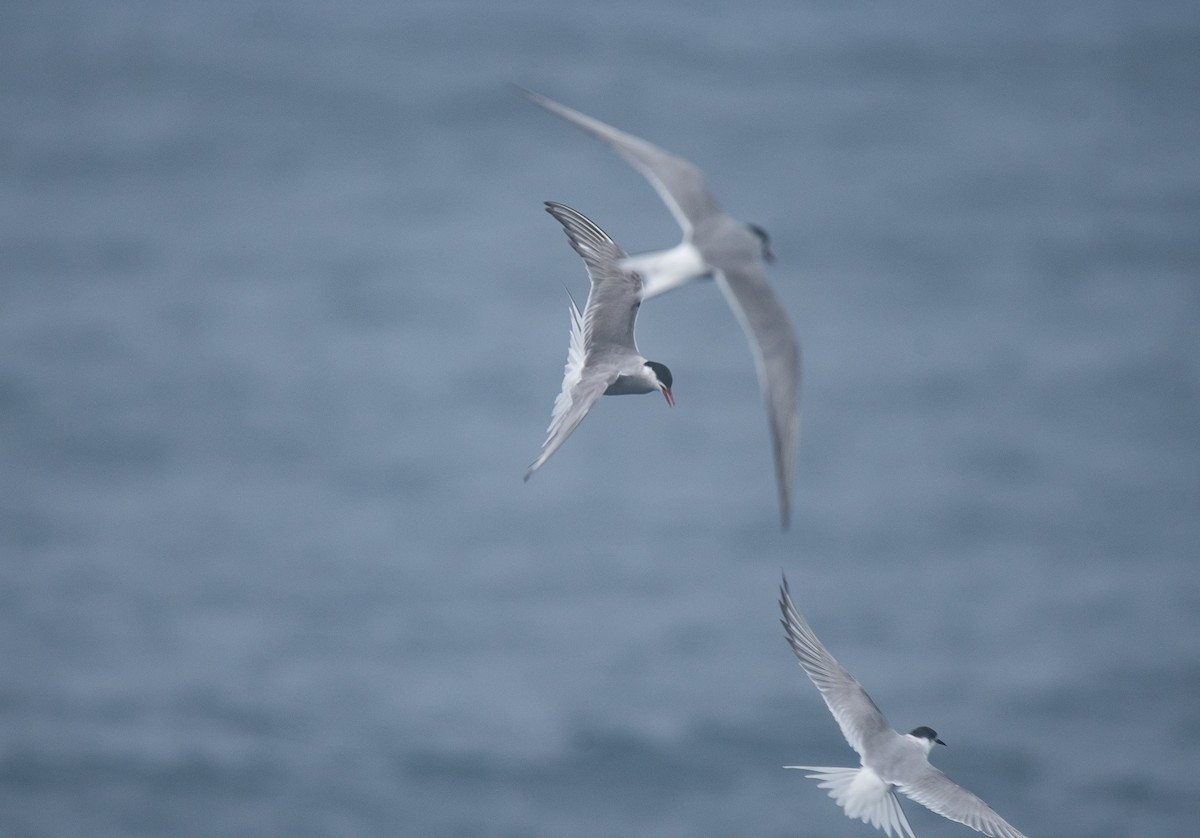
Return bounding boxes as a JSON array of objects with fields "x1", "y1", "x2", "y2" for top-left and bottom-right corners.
[
  {"x1": 714, "y1": 259, "x2": 799, "y2": 529},
  {"x1": 779, "y1": 577, "x2": 893, "y2": 757},
  {"x1": 899, "y1": 768, "x2": 1029, "y2": 838},
  {"x1": 543, "y1": 201, "x2": 642, "y2": 354},
  {"x1": 524, "y1": 296, "x2": 618, "y2": 481},
  {"x1": 519, "y1": 87, "x2": 722, "y2": 235}
]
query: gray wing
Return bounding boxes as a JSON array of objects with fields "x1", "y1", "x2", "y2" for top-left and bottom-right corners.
[
  {"x1": 524, "y1": 361, "x2": 619, "y2": 481},
  {"x1": 714, "y1": 259, "x2": 800, "y2": 529},
  {"x1": 519, "y1": 87, "x2": 722, "y2": 235},
  {"x1": 899, "y1": 768, "x2": 1030, "y2": 838},
  {"x1": 544, "y1": 201, "x2": 643, "y2": 354},
  {"x1": 779, "y1": 577, "x2": 894, "y2": 758}
]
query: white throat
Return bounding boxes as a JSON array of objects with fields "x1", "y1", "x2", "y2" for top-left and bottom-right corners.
[
  {"x1": 604, "y1": 365, "x2": 659, "y2": 397},
  {"x1": 905, "y1": 733, "x2": 938, "y2": 756}
]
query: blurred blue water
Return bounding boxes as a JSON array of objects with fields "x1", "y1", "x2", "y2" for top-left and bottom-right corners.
[{"x1": 2, "y1": 1, "x2": 1199, "y2": 836}]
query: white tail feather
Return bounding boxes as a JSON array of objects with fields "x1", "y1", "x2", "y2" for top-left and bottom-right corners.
[{"x1": 785, "y1": 765, "x2": 915, "y2": 838}]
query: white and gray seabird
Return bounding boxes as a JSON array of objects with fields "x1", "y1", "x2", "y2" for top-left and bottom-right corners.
[
  {"x1": 525, "y1": 201, "x2": 674, "y2": 481},
  {"x1": 519, "y1": 88, "x2": 800, "y2": 528},
  {"x1": 779, "y1": 578, "x2": 1029, "y2": 838}
]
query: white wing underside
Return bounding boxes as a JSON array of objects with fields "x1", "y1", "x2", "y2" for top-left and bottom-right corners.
[
  {"x1": 899, "y1": 772, "x2": 1030, "y2": 838},
  {"x1": 548, "y1": 298, "x2": 587, "y2": 441},
  {"x1": 779, "y1": 578, "x2": 893, "y2": 756},
  {"x1": 524, "y1": 299, "x2": 617, "y2": 481}
]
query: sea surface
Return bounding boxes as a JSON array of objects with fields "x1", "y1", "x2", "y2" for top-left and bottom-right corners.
[{"x1": 2, "y1": 1, "x2": 1198, "y2": 836}]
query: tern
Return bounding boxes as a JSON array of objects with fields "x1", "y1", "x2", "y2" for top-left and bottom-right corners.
[
  {"x1": 778, "y1": 577, "x2": 1029, "y2": 838},
  {"x1": 524, "y1": 201, "x2": 675, "y2": 481},
  {"x1": 518, "y1": 88, "x2": 800, "y2": 528}
]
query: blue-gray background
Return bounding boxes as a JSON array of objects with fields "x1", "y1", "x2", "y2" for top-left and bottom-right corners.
[{"x1": 3, "y1": 1, "x2": 1198, "y2": 836}]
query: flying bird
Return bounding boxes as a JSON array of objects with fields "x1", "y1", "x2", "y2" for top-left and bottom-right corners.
[
  {"x1": 518, "y1": 87, "x2": 800, "y2": 528},
  {"x1": 525, "y1": 201, "x2": 674, "y2": 481},
  {"x1": 778, "y1": 577, "x2": 1029, "y2": 838}
]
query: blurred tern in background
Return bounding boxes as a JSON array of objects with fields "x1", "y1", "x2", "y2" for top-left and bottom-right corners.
[
  {"x1": 518, "y1": 87, "x2": 800, "y2": 528},
  {"x1": 779, "y1": 577, "x2": 1029, "y2": 838},
  {"x1": 525, "y1": 201, "x2": 674, "y2": 481}
]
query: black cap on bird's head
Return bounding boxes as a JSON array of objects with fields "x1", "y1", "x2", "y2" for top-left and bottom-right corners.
[
  {"x1": 910, "y1": 726, "x2": 946, "y2": 746},
  {"x1": 644, "y1": 361, "x2": 675, "y2": 407},
  {"x1": 746, "y1": 223, "x2": 775, "y2": 263}
]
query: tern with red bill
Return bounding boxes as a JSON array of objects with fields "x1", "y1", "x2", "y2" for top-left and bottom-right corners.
[
  {"x1": 518, "y1": 87, "x2": 800, "y2": 527},
  {"x1": 525, "y1": 201, "x2": 675, "y2": 481}
]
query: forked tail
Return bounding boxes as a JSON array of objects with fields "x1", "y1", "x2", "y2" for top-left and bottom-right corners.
[{"x1": 785, "y1": 765, "x2": 915, "y2": 838}]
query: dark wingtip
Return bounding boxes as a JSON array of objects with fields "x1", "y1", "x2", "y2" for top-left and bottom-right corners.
[
  {"x1": 778, "y1": 573, "x2": 792, "y2": 619},
  {"x1": 778, "y1": 573, "x2": 807, "y2": 658},
  {"x1": 513, "y1": 84, "x2": 555, "y2": 112},
  {"x1": 510, "y1": 82, "x2": 536, "y2": 100}
]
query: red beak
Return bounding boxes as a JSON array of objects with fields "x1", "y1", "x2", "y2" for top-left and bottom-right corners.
[{"x1": 661, "y1": 386, "x2": 675, "y2": 407}]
